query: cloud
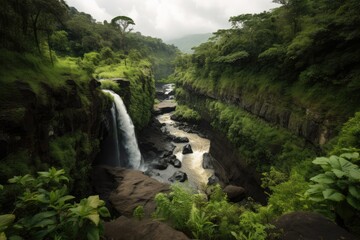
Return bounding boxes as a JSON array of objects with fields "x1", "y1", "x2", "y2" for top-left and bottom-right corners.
[{"x1": 65, "y1": 0, "x2": 278, "y2": 40}]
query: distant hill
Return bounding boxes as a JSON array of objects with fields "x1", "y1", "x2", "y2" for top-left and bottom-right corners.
[{"x1": 166, "y1": 33, "x2": 213, "y2": 53}]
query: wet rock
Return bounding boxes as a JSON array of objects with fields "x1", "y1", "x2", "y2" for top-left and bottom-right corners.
[
  {"x1": 104, "y1": 216, "x2": 189, "y2": 240},
  {"x1": 167, "y1": 155, "x2": 182, "y2": 168},
  {"x1": 150, "y1": 159, "x2": 168, "y2": 170},
  {"x1": 153, "y1": 100, "x2": 177, "y2": 115},
  {"x1": 223, "y1": 185, "x2": 246, "y2": 202},
  {"x1": 160, "y1": 150, "x2": 173, "y2": 158},
  {"x1": 182, "y1": 144, "x2": 193, "y2": 154},
  {"x1": 207, "y1": 174, "x2": 220, "y2": 185},
  {"x1": 97, "y1": 167, "x2": 170, "y2": 217},
  {"x1": 172, "y1": 159, "x2": 182, "y2": 168},
  {"x1": 168, "y1": 135, "x2": 189, "y2": 143},
  {"x1": 169, "y1": 171, "x2": 188, "y2": 182},
  {"x1": 202, "y1": 153, "x2": 214, "y2": 169},
  {"x1": 272, "y1": 212, "x2": 358, "y2": 240}
]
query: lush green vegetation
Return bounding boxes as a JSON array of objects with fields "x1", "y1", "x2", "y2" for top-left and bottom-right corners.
[
  {"x1": 154, "y1": 184, "x2": 271, "y2": 240},
  {"x1": 172, "y1": 105, "x2": 201, "y2": 123},
  {"x1": 0, "y1": 1, "x2": 177, "y2": 236},
  {"x1": 153, "y1": 149, "x2": 360, "y2": 239},
  {"x1": 169, "y1": 1, "x2": 360, "y2": 237},
  {"x1": 173, "y1": 0, "x2": 360, "y2": 128},
  {"x1": 0, "y1": 168, "x2": 110, "y2": 239}
]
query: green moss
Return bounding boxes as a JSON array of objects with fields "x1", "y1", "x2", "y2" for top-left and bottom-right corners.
[
  {"x1": 100, "y1": 80, "x2": 120, "y2": 92},
  {"x1": 173, "y1": 105, "x2": 201, "y2": 123}
]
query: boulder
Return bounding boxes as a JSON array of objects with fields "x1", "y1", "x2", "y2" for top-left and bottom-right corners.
[
  {"x1": 223, "y1": 185, "x2": 246, "y2": 202},
  {"x1": 168, "y1": 134, "x2": 189, "y2": 143},
  {"x1": 169, "y1": 171, "x2": 188, "y2": 182},
  {"x1": 153, "y1": 100, "x2": 177, "y2": 115},
  {"x1": 273, "y1": 212, "x2": 358, "y2": 240},
  {"x1": 172, "y1": 159, "x2": 182, "y2": 168},
  {"x1": 167, "y1": 156, "x2": 182, "y2": 168},
  {"x1": 207, "y1": 174, "x2": 220, "y2": 185},
  {"x1": 202, "y1": 153, "x2": 214, "y2": 169},
  {"x1": 182, "y1": 144, "x2": 193, "y2": 154},
  {"x1": 150, "y1": 159, "x2": 169, "y2": 170},
  {"x1": 91, "y1": 167, "x2": 170, "y2": 217},
  {"x1": 104, "y1": 216, "x2": 189, "y2": 240}
]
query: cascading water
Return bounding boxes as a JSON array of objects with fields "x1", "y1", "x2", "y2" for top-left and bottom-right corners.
[{"x1": 101, "y1": 90, "x2": 142, "y2": 169}]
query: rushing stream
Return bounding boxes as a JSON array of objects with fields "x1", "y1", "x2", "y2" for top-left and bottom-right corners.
[{"x1": 149, "y1": 84, "x2": 214, "y2": 190}]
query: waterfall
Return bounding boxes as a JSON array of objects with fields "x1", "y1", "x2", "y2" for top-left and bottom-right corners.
[{"x1": 102, "y1": 90, "x2": 142, "y2": 169}]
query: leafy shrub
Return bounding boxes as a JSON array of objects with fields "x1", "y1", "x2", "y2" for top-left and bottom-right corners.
[
  {"x1": 133, "y1": 205, "x2": 145, "y2": 220},
  {"x1": 154, "y1": 184, "x2": 270, "y2": 240},
  {"x1": 268, "y1": 172, "x2": 313, "y2": 216},
  {"x1": 305, "y1": 150, "x2": 360, "y2": 232},
  {"x1": 173, "y1": 105, "x2": 201, "y2": 123},
  {"x1": 0, "y1": 167, "x2": 110, "y2": 240},
  {"x1": 332, "y1": 112, "x2": 360, "y2": 154}
]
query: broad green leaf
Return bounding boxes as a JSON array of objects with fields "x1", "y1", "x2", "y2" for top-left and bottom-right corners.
[
  {"x1": 349, "y1": 186, "x2": 360, "y2": 199},
  {"x1": 332, "y1": 169, "x2": 346, "y2": 178},
  {"x1": 98, "y1": 206, "x2": 110, "y2": 217},
  {"x1": 87, "y1": 214, "x2": 100, "y2": 226},
  {"x1": 340, "y1": 152, "x2": 359, "y2": 161},
  {"x1": 328, "y1": 156, "x2": 341, "y2": 170},
  {"x1": 0, "y1": 214, "x2": 15, "y2": 231},
  {"x1": 312, "y1": 157, "x2": 329, "y2": 166},
  {"x1": 57, "y1": 195, "x2": 75, "y2": 203},
  {"x1": 305, "y1": 184, "x2": 325, "y2": 195},
  {"x1": 347, "y1": 195, "x2": 360, "y2": 210},
  {"x1": 32, "y1": 218, "x2": 57, "y2": 228},
  {"x1": 349, "y1": 169, "x2": 360, "y2": 180},
  {"x1": 310, "y1": 174, "x2": 335, "y2": 184},
  {"x1": 322, "y1": 189, "x2": 345, "y2": 202},
  {"x1": 87, "y1": 196, "x2": 102, "y2": 208},
  {"x1": 32, "y1": 225, "x2": 56, "y2": 240},
  {"x1": 338, "y1": 158, "x2": 356, "y2": 173},
  {"x1": 87, "y1": 226, "x2": 100, "y2": 240},
  {"x1": 30, "y1": 211, "x2": 57, "y2": 225}
]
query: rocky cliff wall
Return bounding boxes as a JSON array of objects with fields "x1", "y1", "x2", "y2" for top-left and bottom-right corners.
[
  {"x1": 0, "y1": 78, "x2": 112, "y2": 195},
  {"x1": 181, "y1": 82, "x2": 335, "y2": 146}
]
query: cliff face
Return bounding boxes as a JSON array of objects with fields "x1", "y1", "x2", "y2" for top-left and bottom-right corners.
[
  {"x1": 0, "y1": 78, "x2": 111, "y2": 195},
  {"x1": 182, "y1": 82, "x2": 332, "y2": 146}
]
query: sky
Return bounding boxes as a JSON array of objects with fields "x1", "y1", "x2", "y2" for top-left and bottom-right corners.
[{"x1": 65, "y1": 0, "x2": 279, "y2": 41}]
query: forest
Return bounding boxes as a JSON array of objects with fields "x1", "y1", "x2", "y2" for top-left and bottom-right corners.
[{"x1": 1, "y1": 0, "x2": 360, "y2": 239}]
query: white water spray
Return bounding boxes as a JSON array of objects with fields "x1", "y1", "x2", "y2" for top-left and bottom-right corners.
[{"x1": 102, "y1": 90, "x2": 142, "y2": 169}]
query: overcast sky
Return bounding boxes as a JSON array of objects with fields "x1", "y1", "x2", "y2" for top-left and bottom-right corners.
[{"x1": 65, "y1": 0, "x2": 279, "y2": 41}]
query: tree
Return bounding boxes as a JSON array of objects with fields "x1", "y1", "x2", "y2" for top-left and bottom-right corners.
[{"x1": 111, "y1": 16, "x2": 135, "y2": 52}]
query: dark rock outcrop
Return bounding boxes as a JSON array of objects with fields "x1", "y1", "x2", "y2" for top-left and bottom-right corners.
[
  {"x1": 182, "y1": 144, "x2": 193, "y2": 154},
  {"x1": 223, "y1": 185, "x2": 246, "y2": 202},
  {"x1": 153, "y1": 100, "x2": 177, "y2": 115},
  {"x1": 92, "y1": 167, "x2": 169, "y2": 217},
  {"x1": 207, "y1": 174, "x2": 220, "y2": 185},
  {"x1": 150, "y1": 159, "x2": 169, "y2": 170},
  {"x1": 104, "y1": 216, "x2": 189, "y2": 240},
  {"x1": 169, "y1": 171, "x2": 188, "y2": 182},
  {"x1": 209, "y1": 129, "x2": 267, "y2": 204},
  {"x1": 167, "y1": 155, "x2": 182, "y2": 168},
  {"x1": 181, "y1": 83, "x2": 334, "y2": 145},
  {"x1": 168, "y1": 135, "x2": 189, "y2": 143},
  {"x1": 139, "y1": 118, "x2": 176, "y2": 164},
  {"x1": 272, "y1": 212, "x2": 358, "y2": 240},
  {"x1": 202, "y1": 153, "x2": 214, "y2": 169}
]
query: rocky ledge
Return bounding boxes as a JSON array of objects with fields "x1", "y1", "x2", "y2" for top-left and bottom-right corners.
[{"x1": 91, "y1": 166, "x2": 169, "y2": 217}]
